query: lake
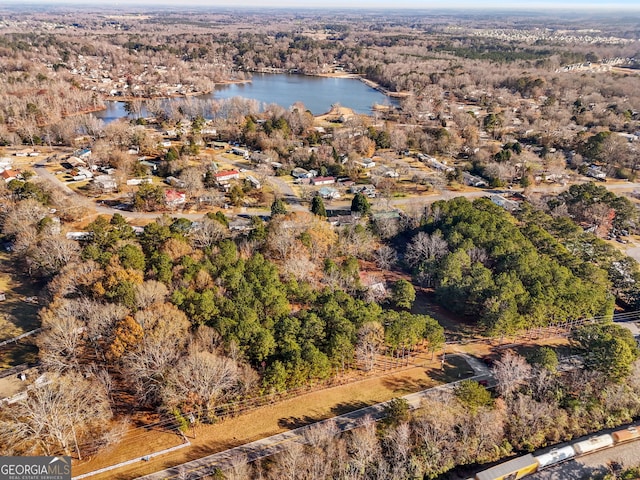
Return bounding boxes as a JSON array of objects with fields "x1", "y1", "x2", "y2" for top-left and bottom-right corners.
[{"x1": 92, "y1": 73, "x2": 397, "y2": 123}]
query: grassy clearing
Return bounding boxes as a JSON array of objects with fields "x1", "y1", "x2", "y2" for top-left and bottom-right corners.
[{"x1": 74, "y1": 355, "x2": 472, "y2": 479}]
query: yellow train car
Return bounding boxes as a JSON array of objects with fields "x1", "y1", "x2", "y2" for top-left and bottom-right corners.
[
  {"x1": 475, "y1": 454, "x2": 539, "y2": 480},
  {"x1": 612, "y1": 426, "x2": 640, "y2": 444}
]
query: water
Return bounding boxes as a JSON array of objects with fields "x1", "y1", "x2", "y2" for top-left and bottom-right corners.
[
  {"x1": 209, "y1": 73, "x2": 395, "y2": 114},
  {"x1": 91, "y1": 73, "x2": 397, "y2": 123}
]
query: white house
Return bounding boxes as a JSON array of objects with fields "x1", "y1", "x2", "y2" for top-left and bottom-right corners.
[
  {"x1": 292, "y1": 167, "x2": 311, "y2": 179},
  {"x1": 311, "y1": 176, "x2": 336, "y2": 186},
  {"x1": 587, "y1": 165, "x2": 606, "y2": 180},
  {"x1": 215, "y1": 170, "x2": 240, "y2": 183},
  {"x1": 356, "y1": 158, "x2": 376, "y2": 169},
  {"x1": 93, "y1": 175, "x2": 117, "y2": 192},
  {"x1": 165, "y1": 189, "x2": 186, "y2": 207}
]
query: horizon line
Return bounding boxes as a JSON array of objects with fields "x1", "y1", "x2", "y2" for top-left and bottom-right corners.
[{"x1": 2, "y1": 1, "x2": 640, "y2": 12}]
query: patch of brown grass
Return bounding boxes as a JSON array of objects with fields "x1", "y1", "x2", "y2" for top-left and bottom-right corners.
[{"x1": 74, "y1": 360, "x2": 446, "y2": 479}]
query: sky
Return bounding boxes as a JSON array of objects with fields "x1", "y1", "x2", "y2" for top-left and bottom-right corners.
[{"x1": 3, "y1": 0, "x2": 640, "y2": 10}]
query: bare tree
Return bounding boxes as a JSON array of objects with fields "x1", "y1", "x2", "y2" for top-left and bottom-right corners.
[
  {"x1": 26, "y1": 235, "x2": 81, "y2": 276},
  {"x1": 268, "y1": 441, "x2": 306, "y2": 480},
  {"x1": 0, "y1": 372, "x2": 113, "y2": 459},
  {"x1": 404, "y1": 231, "x2": 448, "y2": 268},
  {"x1": 356, "y1": 322, "x2": 384, "y2": 372},
  {"x1": 190, "y1": 216, "x2": 228, "y2": 249},
  {"x1": 133, "y1": 280, "x2": 169, "y2": 309},
  {"x1": 347, "y1": 416, "x2": 382, "y2": 477},
  {"x1": 225, "y1": 452, "x2": 253, "y2": 480},
  {"x1": 374, "y1": 245, "x2": 398, "y2": 269},
  {"x1": 161, "y1": 348, "x2": 242, "y2": 417},
  {"x1": 37, "y1": 306, "x2": 85, "y2": 373},
  {"x1": 492, "y1": 352, "x2": 532, "y2": 400}
]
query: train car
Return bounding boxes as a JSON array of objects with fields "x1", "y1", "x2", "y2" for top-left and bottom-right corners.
[
  {"x1": 573, "y1": 434, "x2": 614, "y2": 455},
  {"x1": 534, "y1": 445, "x2": 576, "y2": 468},
  {"x1": 475, "y1": 454, "x2": 538, "y2": 480},
  {"x1": 612, "y1": 426, "x2": 640, "y2": 444}
]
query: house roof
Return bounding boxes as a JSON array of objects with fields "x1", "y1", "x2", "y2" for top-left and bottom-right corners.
[
  {"x1": 165, "y1": 189, "x2": 186, "y2": 201},
  {"x1": 312, "y1": 176, "x2": 335, "y2": 183},
  {"x1": 215, "y1": 169, "x2": 239, "y2": 178},
  {"x1": 1, "y1": 169, "x2": 20, "y2": 179}
]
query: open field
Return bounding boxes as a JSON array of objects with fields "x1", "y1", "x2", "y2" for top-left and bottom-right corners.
[{"x1": 73, "y1": 353, "x2": 472, "y2": 479}]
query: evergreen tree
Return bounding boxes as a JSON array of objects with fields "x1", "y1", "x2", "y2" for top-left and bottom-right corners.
[
  {"x1": 351, "y1": 192, "x2": 371, "y2": 216},
  {"x1": 310, "y1": 195, "x2": 327, "y2": 217},
  {"x1": 271, "y1": 197, "x2": 287, "y2": 216}
]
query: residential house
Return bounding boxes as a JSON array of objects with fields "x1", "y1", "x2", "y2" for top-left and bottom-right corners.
[
  {"x1": 215, "y1": 170, "x2": 240, "y2": 183},
  {"x1": 490, "y1": 194, "x2": 520, "y2": 212},
  {"x1": 165, "y1": 189, "x2": 186, "y2": 207},
  {"x1": 246, "y1": 175, "x2": 262, "y2": 189},
  {"x1": 318, "y1": 187, "x2": 340, "y2": 200},
  {"x1": 64, "y1": 156, "x2": 87, "y2": 169},
  {"x1": 66, "y1": 232, "x2": 93, "y2": 241},
  {"x1": 587, "y1": 165, "x2": 606, "y2": 181},
  {"x1": 139, "y1": 160, "x2": 158, "y2": 172},
  {"x1": 417, "y1": 153, "x2": 454, "y2": 173},
  {"x1": 127, "y1": 178, "x2": 153, "y2": 186},
  {"x1": 1, "y1": 170, "x2": 20, "y2": 182},
  {"x1": 165, "y1": 176, "x2": 186, "y2": 188},
  {"x1": 231, "y1": 147, "x2": 250, "y2": 159},
  {"x1": 356, "y1": 158, "x2": 376, "y2": 169},
  {"x1": 292, "y1": 167, "x2": 311, "y2": 179},
  {"x1": 311, "y1": 176, "x2": 336, "y2": 186},
  {"x1": 74, "y1": 148, "x2": 92, "y2": 160},
  {"x1": 93, "y1": 175, "x2": 118, "y2": 192},
  {"x1": 463, "y1": 172, "x2": 488, "y2": 188},
  {"x1": 228, "y1": 216, "x2": 253, "y2": 232}
]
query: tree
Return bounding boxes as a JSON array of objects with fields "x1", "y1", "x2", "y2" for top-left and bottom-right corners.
[
  {"x1": 527, "y1": 346, "x2": 559, "y2": 373},
  {"x1": 454, "y1": 379, "x2": 493, "y2": 412},
  {"x1": 271, "y1": 197, "x2": 287, "y2": 216},
  {"x1": 374, "y1": 245, "x2": 398, "y2": 269},
  {"x1": 133, "y1": 183, "x2": 165, "y2": 212},
  {"x1": 310, "y1": 195, "x2": 327, "y2": 217},
  {"x1": 161, "y1": 348, "x2": 243, "y2": 417},
  {"x1": 493, "y1": 352, "x2": 532, "y2": 399},
  {"x1": 404, "y1": 231, "x2": 448, "y2": 269},
  {"x1": 351, "y1": 192, "x2": 371, "y2": 216},
  {"x1": 190, "y1": 216, "x2": 228, "y2": 249},
  {"x1": 390, "y1": 279, "x2": 416, "y2": 310},
  {"x1": 382, "y1": 398, "x2": 410, "y2": 427},
  {"x1": 107, "y1": 316, "x2": 144, "y2": 361},
  {"x1": 0, "y1": 372, "x2": 113, "y2": 459},
  {"x1": 570, "y1": 322, "x2": 640, "y2": 382},
  {"x1": 37, "y1": 301, "x2": 86, "y2": 373},
  {"x1": 356, "y1": 321, "x2": 384, "y2": 371}
]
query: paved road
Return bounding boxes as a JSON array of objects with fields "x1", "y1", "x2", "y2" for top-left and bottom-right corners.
[
  {"x1": 267, "y1": 176, "x2": 306, "y2": 211},
  {"x1": 135, "y1": 357, "x2": 490, "y2": 480}
]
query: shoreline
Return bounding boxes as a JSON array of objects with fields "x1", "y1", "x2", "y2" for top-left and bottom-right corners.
[{"x1": 73, "y1": 71, "x2": 407, "y2": 118}]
